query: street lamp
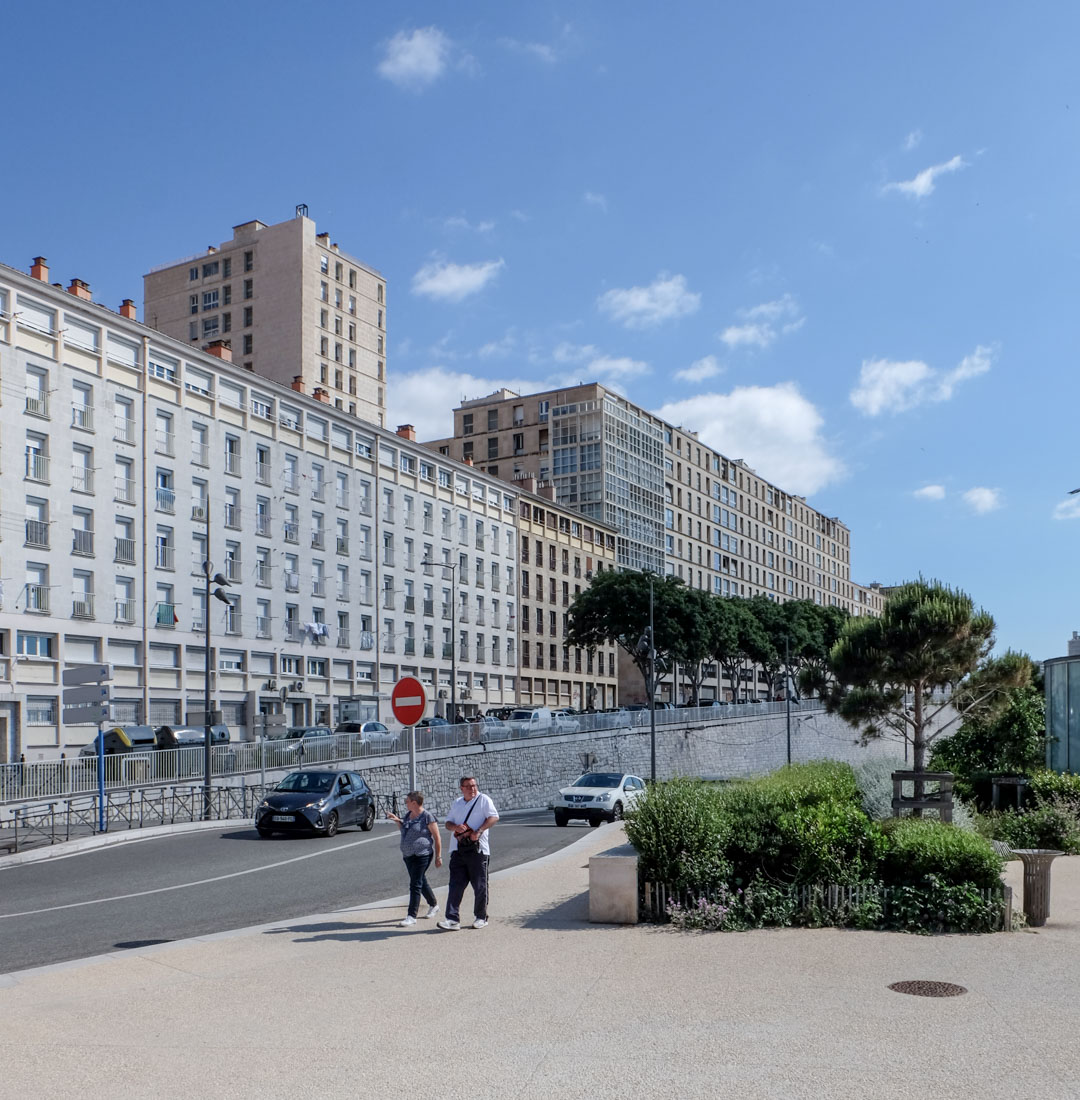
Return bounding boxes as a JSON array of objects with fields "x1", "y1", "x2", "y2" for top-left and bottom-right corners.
[
  {"x1": 420, "y1": 558, "x2": 457, "y2": 725},
  {"x1": 637, "y1": 574, "x2": 659, "y2": 782},
  {"x1": 201, "y1": 559, "x2": 232, "y2": 820}
]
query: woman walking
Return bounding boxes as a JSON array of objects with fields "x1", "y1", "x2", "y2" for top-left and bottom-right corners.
[{"x1": 386, "y1": 791, "x2": 442, "y2": 927}]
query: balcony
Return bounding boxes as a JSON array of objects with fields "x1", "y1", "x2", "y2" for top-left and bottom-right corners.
[
  {"x1": 255, "y1": 461, "x2": 271, "y2": 485},
  {"x1": 423, "y1": 641, "x2": 435, "y2": 658},
  {"x1": 224, "y1": 452, "x2": 241, "y2": 476},
  {"x1": 336, "y1": 492, "x2": 349, "y2": 509},
  {"x1": 72, "y1": 529, "x2": 94, "y2": 556},
  {"x1": 25, "y1": 519, "x2": 50, "y2": 548},
  {"x1": 358, "y1": 496, "x2": 372, "y2": 516},
  {"x1": 441, "y1": 524, "x2": 452, "y2": 541},
  {"x1": 114, "y1": 416, "x2": 136, "y2": 444},
  {"x1": 442, "y1": 643, "x2": 454, "y2": 659},
  {"x1": 283, "y1": 474, "x2": 298, "y2": 494},
  {"x1": 423, "y1": 518, "x2": 434, "y2": 536},
  {"x1": 337, "y1": 583, "x2": 350, "y2": 601},
  {"x1": 114, "y1": 477, "x2": 135, "y2": 504},
  {"x1": 284, "y1": 523, "x2": 299, "y2": 544},
  {"x1": 72, "y1": 467, "x2": 94, "y2": 494},
  {"x1": 404, "y1": 511, "x2": 415, "y2": 530},
  {"x1": 382, "y1": 636, "x2": 396, "y2": 653},
  {"x1": 358, "y1": 543, "x2": 372, "y2": 561},
  {"x1": 458, "y1": 645, "x2": 471, "y2": 662},
  {"x1": 382, "y1": 589, "x2": 395, "y2": 610},
  {"x1": 25, "y1": 391, "x2": 49, "y2": 418},
  {"x1": 224, "y1": 504, "x2": 240, "y2": 529},
  {"x1": 475, "y1": 609, "x2": 486, "y2": 626},
  {"x1": 476, "y1": 648, "x2": 486, "y2": 664},
  {"x1": 423, "y1": 560, "x2": 434, "y2": 576},
  {"x1": 403, "y1": 638, "x2": 416, "y2": 656},
  {"x1": 382, "y1": 506, "x2": 395, "y2": 524},
  {"x1": 312, "y1": 579, "x2": 326, "y2": 598},
  {"x1": 115, "y1": 598, "x2": 136, "y2": 624},
  {"x1": 72, "y1": 405, "x2": 94, "y2": 431},
  {"x1": 192, "y1": 502, "x2": 208, "y2": 523},
  {"x1": 458, "y1": 605, "x2": 470, "y2": 624},
  {"x1": 404, "y1": 595, "x2": 416, "y2": 613},
  {"x1": 255, "y1": 514, "x2": 271, "y2": 537},
  {"x1": 491, "y1": 650, "x2": 501, "y2": 666},
  {"x1": 223, "y1": 610, "x2": 240, "y2": 635},
  {"x1": 26, "y1": 454, "x2": 50, "y2": 482},
  {"x1": 192, "y1": 442, "x2": 209, "y2": 467},
  {"x1": 383, "y1": 549, "x2": 395, "y2": 568},
  {"x1": 337, "y1": 630, "x2": 350, "y2": 648},
  {"x1": 423, "y1": 599, "x2": 434, "y2": 617},
  {"x1": 475, "y1": 571, "x2": 485, "y2": 588},
  {"x1": 492, "y1": 613, "x2": 503, "y2": 629},
  {"x1": 256, "y1": 616, "x2": 272, "y2": 639},
  {"x1": 70, "y1": 593, "x2": 95, "y2": 620},
  {"x1": 255, "y1": 563, "x2": 271, "y2": 587},
  {"x1": 156, "y1": 545, "x2": 175, "y2": 570},
  {"x1": 311, "y1": 483, "x2": 326, "y2": 503},
  {"x1": 358, "y1": 587, "x2": 373, "y2": 605},
  {"x1": 285, "y1": 621, "x2": 303, "y2": 643},
  {"x1": 458, "y1": 570, "x2": 470, "y2": 586},
  {"x1": 115, "y1": 537, "x2": 136, "y2": 564},
  {"x1": 284, "y1": 572, "x2": 300, "y2": 593},
  {"x1": 311, "y1": 530, "x2": 325, "y2": 550},
  {"x1": 225, "y1": 558, "x2": 243, "y2": 583},
  {"x1": 156, "y1": 487, "x2": 176, "y2": 514},
  {"x1": 441, "y1": 604, "x2": 451, "y2": 620},
  {"x1": 155, "y1": 431, "x2": 174, "y2": 457},
  {"x1": 25, "y1": 584, "x2": 50, "y2": 613},
  {"x1": 154, "y1": 602, "x2": 176, "y2": 628},
  {"x1": 336, "y1": 536, "x2": 349, "y2": 555},
  {"x1": 491, "y1": 574, "x2": 501, "y2": 592}
]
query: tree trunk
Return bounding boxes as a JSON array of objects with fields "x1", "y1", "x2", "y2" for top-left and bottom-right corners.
[{"x1": 912, "y1": 686, "x2": 926, "y2": 817}]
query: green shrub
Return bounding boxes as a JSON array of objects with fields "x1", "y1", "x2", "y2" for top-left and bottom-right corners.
[
  {"x1": 883, "y1": 875, "x2": 1004, "y2": 934},
  {"x1": 852, "y1": 757, "x2": 897, "y2": 821},
  {"x1": 624, "y1": 777, "x2": 731, "y2": 889},
  {"x1": 753, "y1": 760, "x2": 860, "y2": 808},
  {"x1": 879, "y1": 819, "x2": 1003, "y2": 889},
  {"x1": 779, "y1": 800, "x2": 887, "y2": 885},
  {"x1": 1028, "y1": 770, "x2": 1080, "y2": 809},
  {"x1": 982, "y1": 799, "x2": 1080, "y2": 854}
]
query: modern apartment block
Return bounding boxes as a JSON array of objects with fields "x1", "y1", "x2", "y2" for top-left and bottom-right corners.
[
  {"x1": 143, "y1": 209, "x2": 387, "y2": 426},
  {"x1": 514, "y1": 476, "x2": 620, "y2": 710},
  {"x1": 428, "y1": 384, "x2": 666, "y2": 573},
  {"x1": 0, "y1": 258, "x2": 516, "y2": 761}
]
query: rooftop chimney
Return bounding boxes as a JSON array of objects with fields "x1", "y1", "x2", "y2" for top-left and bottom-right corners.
[
  {"x1": 539, "y1": 481, "x2": 556, "y2": 501},
  {"x1": 463, "y1": 456, "x2": 474, "y2": 466},
  {"x1": 291, "y1": 375, "x2": 305, "y2": 393},
  {"x1": 313, "y1": 387, "x2": 330, "y2": 404},
  {"x1": 205, "y1": 339, "x2": 232, "y2": 362},
  {"x1": 396, "y1": 424, "x2": 416, "y2": 441},
  {"x1": 119, "y1": 299, "x2": 137, "y2": 320},
  {"x1": 316, "y1": 232, "x2": 330, "y2": 244},
  {"x1": 30, "y1": 257, "x2": 49, "y2": 282},
  {"x1": 67, "y1": 278, "x2": 91, "y2": 301}
]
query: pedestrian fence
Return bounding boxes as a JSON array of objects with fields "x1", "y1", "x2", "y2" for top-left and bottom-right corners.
[{"x1": 0, "y1": 700, "x2": 825, "y2": 808}]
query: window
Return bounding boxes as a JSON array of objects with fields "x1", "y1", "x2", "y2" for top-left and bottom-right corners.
[
  {"x1": 17, "y1": 631, "x2": 53, "y2": 658},
  {"x1": 189, "y1": 294, "x2": 198, "y2": 315},
  {"x1": 244, "y1": 250, "x2": 253, "y2": 272},
  {"x1": 189, "y1": 267, "x2": 199, "y2": 281},
  {"x1": 202, "y1": 261, "x2": 219, "y2": 278},
  {"x1": 243, "y1": 279, "x2": 253, "y2": 300},
  {"x1": 202, "y1": 290, "x2": 218, "y2": 311},
  {"x1": 243, "y1": 306, "x2": 253, "y2": 327},
  {"x1": 243, "y1": 334, "x2": 253, "y2": 356}
]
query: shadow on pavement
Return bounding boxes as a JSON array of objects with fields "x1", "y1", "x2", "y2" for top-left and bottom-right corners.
[
  {"x1": 511, "y1": 890, "x2": 604, "y2": 930},
  {"x1": 264, "y1": 918, "x2": 425, "y2": 945}
]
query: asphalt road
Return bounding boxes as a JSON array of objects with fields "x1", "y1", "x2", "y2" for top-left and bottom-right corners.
[{"x1": 0, "y1": 810, "x2": 593, "y2": 973}]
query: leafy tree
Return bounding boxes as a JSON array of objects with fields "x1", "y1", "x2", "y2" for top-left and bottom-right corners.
[
  {"x1": 671, "y1": 587, "x2": 721, "y2": 705},
  {"x1": 790, "y1": 603, "x2": 848, "y2": 699},
  {"x1": 807, "y1": 579, "x2": 1031, "y2": 781},
  {"x1": 709, "y1": 597, "x2": 767, "y2": 702}
]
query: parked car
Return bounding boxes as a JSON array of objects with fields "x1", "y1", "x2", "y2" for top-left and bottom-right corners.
[
  {"x1": 508, "y1": 707, "x2": 554, "y2": 735},
  {"x1": 266, "y1": 725, "x2": 335, "y2": 761},
  {"x1": 552, "y1": 772, "x2": 648, "y2": 827},
  {"x1": 552, "y1": 709, "x2": 579, "y2": 733},
  {"x1": 472, "y1": 714, "x2": 510, "y2": 740},
  {"x1": 255, "y1": 769, "x2": 376, "y2": 837},
  {"x1": 416, "y1": 716, "x2": 449, "y2": 728},
  {"x1": 157, "y1": 724, "x2": 232, "y2": 748},
  {"x1": 356, "y1": 721, "x2": 399, "y2": 748}
]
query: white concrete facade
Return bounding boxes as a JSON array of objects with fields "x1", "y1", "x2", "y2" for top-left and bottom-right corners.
[{"x1": 0, "y1": 261, "x2": 516, "y2": 761}]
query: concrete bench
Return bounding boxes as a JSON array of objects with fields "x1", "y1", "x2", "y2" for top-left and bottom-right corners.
[{"x1": 589, "y1": 843, "x2": 639, "y2": 924}]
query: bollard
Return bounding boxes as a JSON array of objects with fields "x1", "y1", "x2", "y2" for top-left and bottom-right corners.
[{"x1": 1012, "y1": 849, "x2": 1063, "y2": 927}]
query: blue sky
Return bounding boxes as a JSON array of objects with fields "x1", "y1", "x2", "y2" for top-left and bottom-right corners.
[{"x1": 3, "y1": 2, "x2": 1077, "y2": 660}]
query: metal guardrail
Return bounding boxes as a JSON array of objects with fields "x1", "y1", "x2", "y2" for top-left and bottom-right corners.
[{"x1": 0, "y1": 700, "x2": 825, "y2": 808}]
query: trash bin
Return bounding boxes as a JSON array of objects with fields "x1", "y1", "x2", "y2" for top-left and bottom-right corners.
[{"x1": 1012, "y1": 849, "x2": 1063, "y2": 927}]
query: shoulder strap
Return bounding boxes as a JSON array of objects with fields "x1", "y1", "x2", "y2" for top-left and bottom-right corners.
[{"x1": 462, "y1": 797, "x2": 479, "y2": 827}]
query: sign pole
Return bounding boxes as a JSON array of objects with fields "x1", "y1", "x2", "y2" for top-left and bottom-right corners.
[
  {"x1": 408, "y1": 725, "x2": 416, "y2": 793},
  {"x1": 97, "y1": 723, "x2": 106, "y2": 833}
]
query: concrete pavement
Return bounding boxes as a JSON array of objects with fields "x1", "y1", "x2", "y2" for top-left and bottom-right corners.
[{"x1": 2, "y1": 827, "x2": 1079, "y2": 1100}]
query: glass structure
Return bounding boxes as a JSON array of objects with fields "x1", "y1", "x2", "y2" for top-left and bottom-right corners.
[{"x1": 1045, "y1": 655, "x2": 1080, "y2": 772}]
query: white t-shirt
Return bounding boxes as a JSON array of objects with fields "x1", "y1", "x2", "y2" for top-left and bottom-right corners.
[{"x1": 445, "y1": 792, "x2": 499, "y2": 855}]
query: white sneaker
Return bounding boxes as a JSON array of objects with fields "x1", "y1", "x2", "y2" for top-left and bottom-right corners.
[
  {"x1": 436, "y1": 919, "x2": 460, "y2": 931},
  {"x1": 423, "y1": 904, "x2": 440, "y2": 919},
  {"x1": 399, "y1": 915, "x2": 417, "y2": 927},
  {"x1": 472, "y1": 918, "x2": 488, "y2": 929}
]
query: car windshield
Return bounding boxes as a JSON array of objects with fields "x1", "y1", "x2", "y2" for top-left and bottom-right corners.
[
  {"x1": 510, "y1": 710, "x2": 535, "y2": 720},
  {"x1": 275, "y1": 772, "x2": 335, "y2": 794},
  {"x1": 575, "y1": 773, "x2": 623, "y2": 788}
]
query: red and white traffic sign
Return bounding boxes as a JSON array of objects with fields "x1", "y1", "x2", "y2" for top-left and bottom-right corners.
[{"x1": 391, "y1": 676, "x2": 427, "y2": 726}]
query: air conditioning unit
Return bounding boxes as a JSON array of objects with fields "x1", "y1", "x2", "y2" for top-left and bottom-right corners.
[
  {"x1": 264, "y1": 678, "x2": 277, "y2": 691},
  {"x1": 293, "y1": 680, "x2": 305, "y2": 693}
]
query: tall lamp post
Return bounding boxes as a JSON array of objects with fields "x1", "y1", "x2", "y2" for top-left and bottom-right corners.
[
  {"x1": 637, "y1": 575, "x2": 658, "y2": 782},
  {"x1": 421, "y1": 558, "x2": 456, "y2": 725},
  {"x1": 785, "y1": 634, "x2": 792, "y2": 765},
  {"x1": 201, "y1": 559, "x2": 232, "y2": 820}
]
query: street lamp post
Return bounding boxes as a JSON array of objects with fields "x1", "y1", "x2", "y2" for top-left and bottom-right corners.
[
  {"x1": 637, "y1": 575, "x2": 658, "y2": 783},
  {"x1": 785, "y1": 634, "x2": 792, "y2": 766},
  {"x1": 201, "y1": 558, "x2": 232, "y2": 820},
  {"x1": 421, "y1": 558, "x2": 456, "y2": 725}
]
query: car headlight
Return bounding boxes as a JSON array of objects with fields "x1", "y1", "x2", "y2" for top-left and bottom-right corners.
[
  {"x1": 596, "y1": 793, "x2": 612, "y2": 801},
  {"x1": 305, "y1": 798, "x2": 329, "y2": 810}
]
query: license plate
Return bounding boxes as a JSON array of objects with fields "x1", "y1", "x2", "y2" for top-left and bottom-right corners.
[{"x1": 272, "y1": 814, "x2": 293, "y2": 822}]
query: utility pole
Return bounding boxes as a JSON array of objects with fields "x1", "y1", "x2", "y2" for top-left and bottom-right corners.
[
  {"x1": 649, "y1": 575, "x2": 656, "y2": 783},
  {"x1": 785, "y1": 634, "x2": 792, "y2": 766}
]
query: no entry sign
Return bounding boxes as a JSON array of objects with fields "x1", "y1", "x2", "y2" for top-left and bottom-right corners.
[{"x1": 391, "y1": 676, "x2": 427, "y2": 726}]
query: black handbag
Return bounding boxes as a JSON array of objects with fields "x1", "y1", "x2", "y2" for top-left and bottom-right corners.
[{"x1": 455, "y1": 796, "x2": 481, "y2": 853}]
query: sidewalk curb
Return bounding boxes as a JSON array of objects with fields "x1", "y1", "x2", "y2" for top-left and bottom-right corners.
[{"x1": 0, "y1": 823, "x2": 618, "y2": 988}]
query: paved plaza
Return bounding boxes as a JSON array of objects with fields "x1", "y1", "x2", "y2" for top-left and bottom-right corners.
[{"x1": 2, "y1": 827, "x2": 1079, "y2": 1099}]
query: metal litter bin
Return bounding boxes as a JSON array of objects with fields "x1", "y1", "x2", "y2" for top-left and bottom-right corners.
[{"x1": 1012, "y1": 849, "x2": 1063, "y2": 927}]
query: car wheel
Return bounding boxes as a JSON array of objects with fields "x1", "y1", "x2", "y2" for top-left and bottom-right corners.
[
  {"x1": 323, "y1": 810, "x2": 339, "y2": 838},
  {"x1": 360, "y1": 804, "x2": 375, "y2": 831},
  {"x1": 611, "y1": 802, "x2": 624, "y2": 822},
  {"x1": 554, "y1": 810, "x2": 569, "y2": 827},
  {"x1": 256, "y1": 826, "x2": 272, "y2": 838},
  {"x1": 589, "y1": 817, "x2": 602, "y2": 828}
]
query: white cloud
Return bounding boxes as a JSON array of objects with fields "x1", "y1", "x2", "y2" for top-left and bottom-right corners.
[
  {"x1": 411, "y1": 258, "x2": 505, "y2": 303},
  {"x1": 498, "y1": 24, "x2": 574, "y2": 64},
  {"x1": 963, "y1": 487, "x2": 1002, "y2": 514},
  {"x1": 377, "y1": 27, "x2": 452, "y2": 91},
  {"x1": 850, "y1": 344, "x2": 994, "y2": 416},
  {"x1": 913, "y1": 484, "x2": 946, "y2": 500},
  {"x1": 657, "y1": 382, "x2": 844, "y2": 495},
  {"x1": 586, "y1": 355, "x2": 649, "y2": 379},
  {"x1": 882, "y1": 154, "x2": 967, "y2": 199},
  {"x1": 675, "y1": 355, "x2": 723, "y2": 383},
  {"x1": 552, "y1": 341, "x2": 598, "y2": 364},
  {"x1": 597, "y1": 272, "x2": 700, "y2": 329},
  {"x1": 584, "y1": 191, "x2": 608, "y2": 213},
  {"x1": 444, "y1": 215, "x2": 495, "y2": 233},
  {"x1": 477, "y1": 330, "x2": 517, "y2": 358},
  {"x1": 719, "y1": 294, "x2": 804, "y2": 350},
  {"x1": 1053, "y1": 495, "x2": 1080, "y2": 520},
  {"x1": 904, "y1": 129, "x2": 923, "y2": 151}
]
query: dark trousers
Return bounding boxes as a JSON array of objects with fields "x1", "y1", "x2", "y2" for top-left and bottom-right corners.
[
  {"x1": 403, "y1": 853, "x2": 437, "y2": 918},
  {"x1": 445, "y1": 849, "x2": 489, "y2": 922}
]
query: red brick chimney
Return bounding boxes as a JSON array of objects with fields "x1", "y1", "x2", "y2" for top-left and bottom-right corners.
[
  {"x1": 67, "y1": 278, "x2": 91, "y2": 300},
  {"x1": 463, "y1": 456, "x2": 474, "y2": 466},
  {"x1": 396, "y1": 424, "x2": 416, "y2": 441},
  {"x1": 291, "y1": 375, "x2": 305, "y2": 393},
  {"x1": 313, "y1": 387, "x2": 330, "y2": 404},
  {"x1": 539, "y1": 482, "x2": 556, "y2": 501},
  {"x1": 119, "y1": 299, "x2": 137, "y2": 319},
  {"x1": 30, "y1": 257, "x2": 49, "y2": 282},
  {"x1": 205, "y1": 339, "x2": 232, "y2": 362}
]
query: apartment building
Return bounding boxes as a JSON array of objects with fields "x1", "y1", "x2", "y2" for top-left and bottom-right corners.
[
  {"x1": 515, "y1": 477, "x2": 620, "y2": 710},
  {"x1": 0, "y1": 258, "x2": 516, "y2": 761},
  {"x1": 143, "y1": 209, "x2": 387, "y2": 426},
  {"x1": 428, "y1": 384, "x2": 666, "y2": 573}
]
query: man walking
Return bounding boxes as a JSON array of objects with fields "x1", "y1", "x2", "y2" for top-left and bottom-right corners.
[{"x1": 437, "y1": 776, "x2": 499, "y2": 930}]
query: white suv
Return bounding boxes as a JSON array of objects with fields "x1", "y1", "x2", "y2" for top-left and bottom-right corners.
[{"x1": 552, "y1": 772, "x2": 647, "y2": 827}]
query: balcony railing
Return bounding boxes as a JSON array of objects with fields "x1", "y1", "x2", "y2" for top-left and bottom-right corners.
[
  {"x1": 114, "y1": 416, "x2": 135, "y2": 444},
  {"x1": 382, "y1": 506, "x2": 395, "y2": 524},
  {"x1": 382, "y1": 636, "x2": 396, "y2": 653},
  {"x1": 312, "y1": 579, "x2": 326, "y2": 597},
  {"x1": 256, "y1": 563, "x2": 272, "y2": 586},
  {"x1": 255, "y1": 515, "x2": 271, "y2": 537},
  {"x1": 358, "y1": 497, "x2": 372, "y2": 516},
  {"x1": 72, "y1": 405, "x2": 94, "y2": 431},
  {"x1": 284, "y1": 474, "x2": 298, "y2": 494},
  {"x1": 192, "y1": 503, "x2": 208, "y2": 523},
  {"x1": 423, "y1": 642, "x2": 435, "y2": 658},
  {"x1": 25, "y1": 391, "x2": 49, "y2": 418},
  {"x1": 154, "y1": 602, "x2": 176, "y2": 628},
  {"x1": 403, "y1": 638, "x2": 416, "y2": 656},
  {"x1": 423, "y1": 599, "x2": 434, "y2": 617},
  {"x1": 223, "y1": 611, "x2": 240, "y2": 635},
  {"x1": 225, "y1": 558, "x2": 243, "y2": 583},
  {"x1": 442, "y1": 643, "x2": 454, "y2": 659},
  {"x1": 337, "y1": 630, "x2": 350, "y2": 648},
  {"x1": 311, "y1": 531, "x2": 325, "y2": 550},
  {"x1": 115, "y1": 477, "x2": 135, "y2": 504},
  {"x1": 115, "y1": 537, "x2": 136, "y2": 564},
  {"x1": 156, "y1": 487, "x2": 176, "y2": 513},
  {"x1": 26, "y1": 454, "x2": 49, "y2": 482},
  {"x1": 25, "y1": 585, "x2": 50, "y2": 613},
  {"x1": 491, "y1": 649, "x2": 501, "y2": 666},
  {"x1": 475, "y1": 648, "x2": 486, "y2": 664},
  {"x1": 404, "y1": 595, "x2": 416, "y2": 613},
  {"x1": 336, "y1": 492, "x2": 349, "y2": 509},
  {"x1": 284, "y1": 523, "x2": 299, "y2": 543},
  {"x1": 115, "y1": 598, "x2": 136, "y2": 624},
  {"x1": 441, "y1": 604, "x2": 452, "y2": 620},
  {"x1": 255, "y1": 461, "x2": 271, "y2": 485},
  {"x1": 156, "y1": 545, "x2": 175, "y2": 570},
  {"x1": 475, "y1": 571, "x2": 485, "y2": 588},
  {"x1": 72, "y1": 529, "x2": 94, "y2": 556},
  {"x1": 336, "y1": 536, "x2": 349, "y2": 555},
  {"x1": 284, "y1": 573, "x2": 300, "y2": 593},
  {"x1": 475, "y1": 610, "x2": 486, "y2": 626},
  {"x1": 224, "y1": 504, "x2": 240, "y2": 529},
  {"x1": 155, "y1": 431, "x2": 174, "y2": 457},
  {"x1": 285, "y1": 621, "x2": 303, "y2": 642},
  {"x1": 337, "y1": 583, "x2": 350, "y2": 601},
  {"x1": 72, "y1": 594, "x2": 95, "y2": 619},
  {"x1": 192, "y1": 443, "x2": 209, "y2": 467},
  {"x1": 383, "y1": 550, "x2": 395, "y2": 567},
  {"x1": 404, "y1": 511, "x2": 415, "y2": 530},
  {"x1": 491, "y1": 574, "x2": 502, "y2": 592},
  {"x1": 72, "y1": 467, "x2": 94, "y2": 494},
  {"x1": 25, "y1": 519, "x2": 50, "y2": 548},
  {"x1": 458, "y1": 605, "x2": 470, "y2": 623},
  {"x1": 256, "y1": 616, "x2": 272, "y2": 639},
  {"x1": 423, "y1": 518, "x2": 434, "y2": 535},
  {"x1": 224, "y1": 452, "x2": 241, "y2": 475},
  {"x1": 358, "y1": 544, "x2": 372, "y2": 561},
  {"x1": 311, "y1": 483, "x2": 326, "y2": 502},
  {"x1": 382, "y1": 589, "x2": 395, "y2": 609},
  {"x1": 358, "y1": 587, "x2": 373, "y2": 605}
]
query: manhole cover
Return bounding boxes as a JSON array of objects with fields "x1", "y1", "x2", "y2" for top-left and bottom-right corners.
[
  {"x1": 888, "y1": 980, "x2": 967, "y2": 998},
  {"x1": 114, "y1": 939, "x2": 172, "y2": 950}
]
